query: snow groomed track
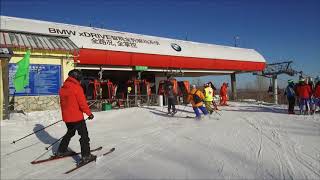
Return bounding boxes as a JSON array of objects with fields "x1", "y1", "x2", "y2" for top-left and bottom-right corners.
[{"x1": 1, "y1": 102, "x2": 319, "y2": 179}]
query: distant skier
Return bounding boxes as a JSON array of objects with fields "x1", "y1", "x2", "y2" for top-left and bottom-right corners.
[
  {"x1": 220, "y1": 82, "x2": 229, "y2": 106},
  {"x1": 57, "y1": 69, "x2": 96, "y2": 164},
  {"x1": 203, "y1": 83, "x2": 214, "y2": 114},
  {"x1": 187, "y1": 85, "x2": 208, "y2": 119},
  {"x1": 284, "y1": 79, "x2": 296, "y2": 114},
  {"x1": 307, "y1": 78, "x2": 316, "y2": 114},
  {"x1": 296, "y1": 78, "x2": 312, "y2": 115},
  {"x1": 165, "y1": 80, "x2": 177, "y2": 115},
  {"x1": 313, "y1": 77, "x2": 320, "y2": 112}
]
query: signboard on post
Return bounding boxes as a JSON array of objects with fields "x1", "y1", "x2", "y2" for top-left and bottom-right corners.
[
  {"x1": 135, "y1": 66, "x2": 148, "y2": 71},
  {"x1": 9, "y1": 64, "x2": 61, "y2": 96}
]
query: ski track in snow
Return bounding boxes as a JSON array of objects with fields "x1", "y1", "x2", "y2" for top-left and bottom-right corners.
[
  {"x1": 1, "y1": 102, "x2": 320, "y2": 179},
  {"x1": 237, "y1": 103, "x2": 320, "y2": 180}
]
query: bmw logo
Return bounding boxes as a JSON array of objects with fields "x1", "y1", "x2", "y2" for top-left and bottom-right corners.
[{"x1": 171, "y1": 43, "x2": 181, "y2": 52}]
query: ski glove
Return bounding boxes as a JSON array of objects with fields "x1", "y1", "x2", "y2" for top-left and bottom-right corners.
[{"x1": 88, "y1": 114, "x2": 94, "y2": 120}]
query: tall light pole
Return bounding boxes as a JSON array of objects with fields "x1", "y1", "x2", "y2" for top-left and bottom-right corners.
[
  {"x1": 234, "y1": 35, "x2": 240, "y2": 47},
  {"x1": 231, "y1": 35, "x2": 240, "y2": 101}
]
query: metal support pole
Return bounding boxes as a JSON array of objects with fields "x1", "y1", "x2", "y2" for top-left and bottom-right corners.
[
  {"x1": 230, "y1": 73, "x2": 237, "y2": 100},
  {"x1": 272, "y1": 75, "x2": 278, "y2": 104},
  {"x1": 0, "y1": 60, "x2": 3, "y2": 121},
  {"x1": 135, "y1": 82, "x2": 138, "y2": 106}
]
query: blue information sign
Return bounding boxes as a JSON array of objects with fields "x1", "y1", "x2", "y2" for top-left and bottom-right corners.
[{"x1": 9, "y1": 64, "x2": 61, "y2": 96}]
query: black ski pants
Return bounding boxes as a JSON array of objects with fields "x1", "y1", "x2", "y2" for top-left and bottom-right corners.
[
  {"x1": 287, "y1": 96, "x2": 295, "y2": 113},
  {"x1": 167, "y1": 97, "x2": 176, "y2": 113},
  {"x1": 58, "y1": 120, "x2": 90, "y2": 157}
]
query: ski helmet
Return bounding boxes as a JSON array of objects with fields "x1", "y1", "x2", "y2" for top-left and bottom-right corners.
[{"x1": 68, "y1": 69, "x2": 82, "y2": 81}]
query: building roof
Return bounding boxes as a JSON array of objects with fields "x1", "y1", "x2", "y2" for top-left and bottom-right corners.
[
  {"x1": 0, "y1": 16, "x2": 266, "y2": 72},
  {"x1": 0, "y1": 31, "x2": 78, "y2": 52}
]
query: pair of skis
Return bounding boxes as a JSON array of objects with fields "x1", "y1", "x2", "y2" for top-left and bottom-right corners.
[{"x1": 31, "y1": 146, "x2": 115, "y2": 174}]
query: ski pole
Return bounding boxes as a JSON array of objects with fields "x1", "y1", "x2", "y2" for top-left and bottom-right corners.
[
  {"x1": 11, "y1": 120, "x2": 63, "y2": 144},
  {"x1": 44, "y1": 118, "x2": 89, "y2": 150},
  {"x1": 45, "y1": 136, "x2": 64, "y2": 150},
  {"x1": 214, "y1": 109, "x2": 221, "y2": 116}
]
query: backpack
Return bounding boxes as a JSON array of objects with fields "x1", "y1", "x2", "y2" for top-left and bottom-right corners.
[{"x1": 193, "y1": 90, "x2": 202, "y2": 104}]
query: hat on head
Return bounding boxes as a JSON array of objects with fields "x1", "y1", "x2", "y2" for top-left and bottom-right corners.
[
  {"x1": 68, "y1": 69, "x2": 82, "y2": 81},
  {"x1": 191, "y1": 84, "x2": 196, "y2": 89}
]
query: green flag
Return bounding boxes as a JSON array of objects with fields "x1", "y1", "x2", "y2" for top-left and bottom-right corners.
[{"x1": 14, "y1": 49, "x2": 31, "y2": 92}]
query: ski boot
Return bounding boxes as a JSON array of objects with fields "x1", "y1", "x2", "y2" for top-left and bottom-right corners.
[
  {"x1": 203, "y1": 114, "x2": 210, "y2": 120},
  {"x1": 78, "y1": 154, "x2": 97, "y2": 165},
  {"x1": 300, "y1": 110, "x2": 303, "y2": 115},
  {"x1": 55, "y1": 149, "x2": 76, "y2": 157},
  {"x1": 171, "y1": 110, "x2": 177, "y2": 116}
]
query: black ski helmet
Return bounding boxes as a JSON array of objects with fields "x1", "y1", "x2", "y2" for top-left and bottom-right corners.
[{"x1": 68, "y1": 69, "x2": 82, "y2": 81}]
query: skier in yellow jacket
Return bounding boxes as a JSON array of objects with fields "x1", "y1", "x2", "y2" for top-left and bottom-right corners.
[
  {"x1": 187, "y1": 85, "x2": 209, "y2": 119},
  {"x1": 203, "y1": 83, "x2": 214, "y2": 114}
]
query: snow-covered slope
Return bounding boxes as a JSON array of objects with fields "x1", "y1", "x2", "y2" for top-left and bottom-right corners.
[{"x1": 1, "y1": 102, "x2": 319, "y2": 179}]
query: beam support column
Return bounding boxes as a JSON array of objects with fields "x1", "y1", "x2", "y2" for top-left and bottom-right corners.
[{"x1": 230, "y1": 73, "x2": 237, "y2": 101}]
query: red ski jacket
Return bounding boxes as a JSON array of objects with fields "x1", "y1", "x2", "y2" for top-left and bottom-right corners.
[
  {"x1": 296, "y1": 83, "x2": 311, "y2": 99},
  {"x1": 314, "y1": 84, "x2": 320, "y2": 98},
  {"x1": 59, "y1": 77, "x2": 92, "y2": 123}
]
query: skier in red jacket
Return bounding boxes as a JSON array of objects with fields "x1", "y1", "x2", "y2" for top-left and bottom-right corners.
[
  {"x1": 56, "y1": 69, "x2": 96, "y2": 164},
  {"x1": 296, "y1": 78, "x2": 312, "y2": 115},
  {"x1": 220, "y1": 82, "x2": 228, "y2": 106},
  {"x1": 314, "y1": 78, "x2": 320, "y2": 112}
]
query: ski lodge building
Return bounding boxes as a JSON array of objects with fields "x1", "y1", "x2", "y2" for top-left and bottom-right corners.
[{"x1": 0, "y1": 16, "x2": 266, "y2": 119}]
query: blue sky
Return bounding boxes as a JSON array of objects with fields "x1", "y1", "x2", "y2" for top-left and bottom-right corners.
[{"x1": 1, "y1": 0, "x2": 319, "y2": 88}]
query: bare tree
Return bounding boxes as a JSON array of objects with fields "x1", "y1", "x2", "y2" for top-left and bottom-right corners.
[
  {"x1": 191, "y1": 78, "x2": 203, "y2": 87},
  {"x1": 255, "y1": 76, "x2": 269, "y2": 101},
  {"x1": 255, "y1": 76, "x2": 268, "y2": 91}
]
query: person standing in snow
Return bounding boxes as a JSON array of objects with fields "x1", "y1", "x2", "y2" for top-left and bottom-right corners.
[
  {"x1": 220, "y1": 82, "x2": 229, "y2": 106},
  {"x1": 203, "y1": 83, "x2": 214, "y2": 114},
  {"x1": 284, "y1": 80, "x2": 296, "y2": 114},
  {"x1": 296, "y1": 78, "x2": 312, "y2": 115},
  {"x1": 314, "y1": 77, "x2": 320, "y2": 111},
  {"x1": 57, "y1": 69, "x2": 96, "y2": 164},
  {"x1": 307, "y1": 78, "x2": 316, "y2": 114},
  {"x1": 165, "y1": 80, "x2": 177, "y2": 115},
  {"x1": 187, "y1": 85, "x2": 208, "y2": 119}
]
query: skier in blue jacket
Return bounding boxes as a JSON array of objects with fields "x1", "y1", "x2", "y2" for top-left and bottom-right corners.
[{"x1": 284, "y1": 79, "x2": 296, "y2": 114}]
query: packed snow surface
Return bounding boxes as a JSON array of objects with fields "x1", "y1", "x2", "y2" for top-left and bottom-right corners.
[{"x1": 1, "y1": 102, "x2": 320, "y2": 179}]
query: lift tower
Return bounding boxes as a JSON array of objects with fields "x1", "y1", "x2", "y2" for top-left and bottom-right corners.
[{"x1": 255, "y1": 61, "x2": 301, "y2": 104}]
